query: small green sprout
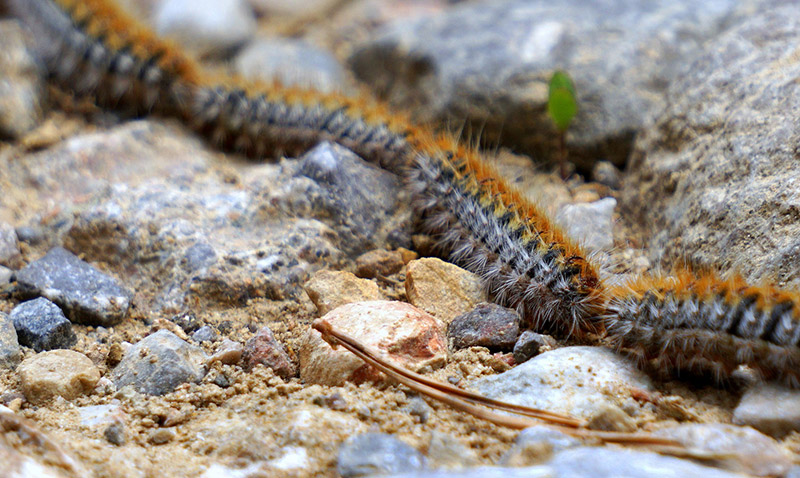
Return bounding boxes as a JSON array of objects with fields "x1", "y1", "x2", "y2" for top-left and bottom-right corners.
[{"x1": 547, "y1": 70, "x2": 577, "y2": 178}]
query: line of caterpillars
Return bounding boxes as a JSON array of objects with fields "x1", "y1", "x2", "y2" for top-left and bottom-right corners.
[{"x1": 7, "y1": 0, "x2": 800, "y2": 387}]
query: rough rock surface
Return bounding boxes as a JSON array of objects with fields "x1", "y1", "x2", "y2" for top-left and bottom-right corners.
[
  {"x1": 337, "y1": 433, "x2": 425, "y2": 478},
  {"x1": 112, "y1": 330, "x2": 207, "y2": 395},
  {"x1": 300, "y1": 301, "x2": 446, "y2": 386},
  {"x1": 405, "y1": 258, "x2": 487, "y2": 324},
  {"x1": 554, "y1": 198, "x2": 616, "y2": 251},
  {"x1": 448, "y1": 303, "x2": 520, "y2": 351},
  {"x1": 0, "y1": 222, "x2": 22, "y2": 268},
  {"x1": 350, "y1": 0, "x2": 739, "y2": 169},
  {"x1": 0, "y1": 21, "x2": 43, "y2": 139},
  {"x1": 473, "y1": 346, "x2": 651, "y2": 423},
  {"x1": 18, "y1": 350, "x2": 101, "y2": 404},
  {"x1": 10, "y1": 297, "x2": 76, "y2": 352},
  {"x1": 622, "y1": 7, "x2": 800, "y2": 284},
  {"x1": 242, "y1": 326, "x2": 297, "y2": 379},
  {"x1": 733, "y1": 384, "x2": 800, "y2": 438},
  {"x1": 15, "y1": 248, "x2": 133, "y2": 326},
  {"x1": 0, "y1": 312, "x2": 22, "y2": 369},
  {"x1": 153, "y1": 0, "x2": 257, "y2": 56},
  {"x1": 303, "y1": 270, "x2": 385, "y2": 316}
]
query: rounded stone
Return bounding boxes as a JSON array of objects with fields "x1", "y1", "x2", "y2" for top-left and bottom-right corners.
[{"x1": 18, "y1": 350, "x2": 101, "y2": 404}]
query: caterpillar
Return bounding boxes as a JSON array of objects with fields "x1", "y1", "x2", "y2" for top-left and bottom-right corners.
[{"x1": 6, "y1": 0, "x2": 800, "y2": 387}]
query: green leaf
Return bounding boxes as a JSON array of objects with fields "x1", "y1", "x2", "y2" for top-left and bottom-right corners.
[{"x1": 547, "y1": 71, "x2": 577, "y2": 132}]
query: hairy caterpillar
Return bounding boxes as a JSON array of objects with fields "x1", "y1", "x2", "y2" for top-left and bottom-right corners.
[{"x1": 7, "y1": 0, "x2": 800, "y2": 387}]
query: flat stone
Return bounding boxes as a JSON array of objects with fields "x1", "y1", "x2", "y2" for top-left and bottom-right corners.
[
  {"x1": 622, "y1": 6, "x2": 800, "y2": 283},
  {"x1": 112, "y1": 330, "x2": 207, "y2": 395},
  {"x1": 733, "y1": 384, "x2": 800, "y2": 438},
  {"x1": 405, "y1": 258, "x2": 487, "y2": 325},
  {"x1": 350, "y1": 0, "x2": 740, "y2": 170},
  {"x1": 499, "y1": 426, "x2": 581, "y2": 466},
  {"x1": 153, "y1": 0, "x2": 257, "y2": 56},
  {"x1": 0, "y1": 312, "x2": 21, "y2": 369},
  {"x1": 235, "y1": 37, "x2": 347, "y2": 93},
  {"x1": 0, "y1": 21, "x2": 43, "y2": 139},
  {"x1": 554, "y1": 198, "x2": 616, "y2": 251},
  {"x1": 242, "y1": 326, "x2": 296, "y2": 379},
  {"x1": 10, "y1": 298, "x2": 76, "y2": 352},
  {"x1": 512, "y1": 330, "x2": 557, "y2": 364},
  {"x1": 15, "y1": 248, "x2": 132, "y2": 326},
  {"x1": 300, "y1": 301, "x2": 446, "y2": 386},
  {"x1": 18, "y1": 350, "x2": 101, "y2": 404},
  {"x1": 652, "y1": 423, "x2": 792, "y2": 477},
  {"x1": 304, "y1": 270, "x2": 385, "y2": 316},
  {"x1": 337, "y1": 432, "x2": 425, "y2": 478},
  {"x1": 448, "y1": 303, "x2": 520, "y2": 351},
  {"x1": 473, "y1": 346, "x2": 651, "y2": 424},
  {"x1": 0, "y1": 222, "x2": 22, "y2": 269}
]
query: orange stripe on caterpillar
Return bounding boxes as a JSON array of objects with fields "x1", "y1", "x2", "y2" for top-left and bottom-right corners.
[{"x1": 604, "y1": 270, "x2": 800, "y2": 386}]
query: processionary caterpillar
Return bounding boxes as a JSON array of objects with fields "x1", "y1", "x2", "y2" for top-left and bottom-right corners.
[{"x1": 8, "y1": 0, "x2": 800, "y2": 388}]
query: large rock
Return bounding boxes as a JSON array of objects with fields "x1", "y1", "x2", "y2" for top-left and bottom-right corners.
[
  {"x1": 350, "y1": 0, "x2": 740, "y2": 169},
  {"x1": 622, "y1": 7, "x2": 800, "y2": 284},
  {"x1": 733, "y1": 384, "x2": 800, "y2": 438}
]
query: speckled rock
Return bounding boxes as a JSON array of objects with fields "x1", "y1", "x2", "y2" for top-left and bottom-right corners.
[
  {"x1": 300, "y1": 301, "x2": 446, "y2": 386},
  {"x1": 0, "y1": 312, "x2": 21, "y2": 369},
  {"x1": 272, "y1": 142, "x2": 409, "y2": 257},
  {"x1": 350, "y1": 0, "x2": 739, "y2": 169},
  {"x1": 448, "y1": 303, "x2": 520, "y2": 351},
  {"x1": 405, "y1": 258, "x2": 487, "y2": 324},
  {"x1": 112, "y1": 330, "x2": 207, "y2": 395},
  {"x1": 0, "y1": 222, "x2": 22, "y2": 269},
  {"x1": 499, "y1": 426, "x2": 580, "y2": 466},
  {"x1": 512, "y1": 330, "x2": 557, "y2": 364},
  {"x1": 473, "y1": 346, "x2": 651, "y2": 424},
  {"x1": 733, "y1": 384, "x2": 800, "y2": 438},
  {"x1": 554, "y1": 198, "x2": 616, "y2": 251},
  {"x1": 18, "y1": 350, "x2": 101, "y2": 404},
  {"x1": 304, "y1": 270, "x2": 384, "y2": 316},
  {"x1": 337, "y1": 433, "x2": 426, "y2": 478},
  {"x1": 235, "y1": 37, "x2": 347, "y2": 93},
  {"x1": 10, "y1": 297, "x2": 76, "y2": 352},
  {"x1": 651, "y1": 423, "x2": 792, "y2": 477},
  {"x1": 0, "y1": 21, "x2": 43, "y2": 139},
  {"x1": 153, "y1": 0, "x2": 257, "y2": 56},
  {"x1": 622, "y1": 7, "x2": 800, "y2": 283},
  {"x1": 16, "y1": 248, "x2": 132, "y2": 326},
  {"x1": 242, "y1": 326, "x2": 296, "y2": 379}
]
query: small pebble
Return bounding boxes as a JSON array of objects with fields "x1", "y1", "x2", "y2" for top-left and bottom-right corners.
[
  {"x1": 733, "y1": 384, "x2": 800, "y2": 438},
  {"x1": 592, "y1": 161, "x2": 622, "y2": 189},
  {"x1": 18, "y1": 350, "x2": 101, "y2": 404},
  {"x1": 10, "y1": 298, "x2": 76, "y2": 352},
  {"x1": 112, "y1": 330, "x2": 207, "y2": 395},
  {"x1": 104, "y1": 422, "x2": 127, "y2": 446},
  {"x1": 148, "y1": 428, "x2": 176, "y2": 445},
  {"x1": 406, "y1": 397, "x2": 432, "y2": 424},
  {"x1": 499, "y1": 426, "x2": 581, "y2": 466},
  {"x1": 303, "y1": 270, "x2": 384, "y2": 316},
  {"x1": 0, "y1": 312, "x2": 22, "y2": 369},
  {"x1": 15, "y1": 247, "x2": 133, "y2": 326},
  {"x1": 241, "y1": 326, "x2": 296, "y2": 379},
  {"x1": 448, "y1": 303, "x2": 520, "y2": 351},
  {"x1": 0, "y1": 222, "x2": 22, "y2": 268},
  {"x1": 192, "y1": 325, "x2": 218, "y2": 343},
  {"x1": 0, "y1": 265, "x2": 12, "y2": 285},
  {"x1": 300, "y1": 301, "x2": 446, "y2": 386},
  {"x1": 405, "y1": 258, "x2": 487, "y2": 324},
  {"x1": 512, "y1": 330, "x2": 557, "y2": 363},
  {"x1": 207, "y1": 338, "x2": 243, "y2": 366},
  {"x1": 337, "y1": 432, "x2": 426, "y2": 478},
  {"x1": 354, "y1": 249, "x2": 405, "y2": 279}
]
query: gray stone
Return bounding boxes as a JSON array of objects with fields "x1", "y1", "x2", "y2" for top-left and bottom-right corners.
[
  {"x1": 273, "y1": 142, "x2": 409, "y2": 257},
  {"x1": 499, "y1": 426, "x2": 580, "y2": 466},
  {"x1": 370, "y1": 468, "x2": 550, "y2": 478},
  {"x1": 15, "y1": 248, "x2": 132, "y2": 326},
  {"x1": 592, "y1": 161, "x2": 622, "y2": 189},
  {"x1": 0, "y1": 266, "x2": 12, "y2": 285},
  {"x1": 512, "y1": 330, "x2": 557, "y2": 364},
  {"x1": 554, "y1": 198, "x2": 616, "y2": 252},
  {"x1": 337, "y1": 432, "x2": 426, "y2": 477},
  {"x1": 0, "y1": 312, "x2": 21, "y2": 369},
  {"x1": 448, "y1": 303, "x2": 520, "y2": 351},
  {"x1": 473, "y1": 346, "x2": 651, "y2": 423},
  {"x1": 651, "y1": 423, "x2": 792, "y2": 477},
  {"x1": 0, "y1": 222, "x2": 22, "y2": 269},
  {"x1": 622, "y1": 7, "x2": 800, "y2": 283},
  {"x1": 350, "y1": 0, "x2": 739, "y2": 170},
  {"x1": 733, "y1": 384, "x2": 800, "y2": 438},
  {"x1": 112, "y1": 330, "x2": 207, "y2": 395},
  {"x1": 153, "y1": 0, "x2": 256, "y2": 56},
  {"x1": 191, "y1": 325, "x2": 218, "y2": 343},
  {"x1": 0, "y1": 21, "x2": 43, "y2": 139},
  {"x1": 235, "y1": 37, "x2": 347, "y2": 93},
  {"x1": 103, "y1": 422, "x2": 126, "y2": 446},
  {"x1": 10, "y1": 298, "x2": 76, "y2": 352}
]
